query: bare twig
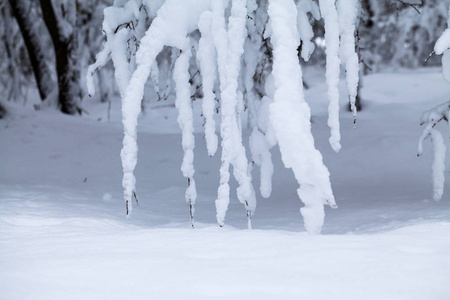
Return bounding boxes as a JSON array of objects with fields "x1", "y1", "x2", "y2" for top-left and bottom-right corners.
[
  {"x1": 189, "y1": 70, "x2": 199, "y2": 84},
  {"x1": 395, "y1": 0, "x2": 421, "y2": 14},
  {"x1": 133, "y1": 191, "x2": 140, "y2": 206},
  {"x1": 78, "y1": 106, "x2": 90, "y2": 116},
  {"x1": 424, "y1": 51, "x2": 435, "y2": 64}
]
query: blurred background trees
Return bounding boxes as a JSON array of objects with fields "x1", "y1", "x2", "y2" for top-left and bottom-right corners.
[{"x1": 0, "y1": 0, "x2": 113, "y2": 115}]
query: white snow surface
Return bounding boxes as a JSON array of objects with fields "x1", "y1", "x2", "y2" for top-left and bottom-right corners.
[{"x1": 1, "y1": 68, "x2": 450, "y2": 299}]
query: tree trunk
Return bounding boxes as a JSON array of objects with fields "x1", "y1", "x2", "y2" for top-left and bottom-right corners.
[
  {"x1": 9, "y1": 0, "x2": 55, "y2": 102},
  {"x1": 39, "y1": 0, "x2": 82, "y2": 115},
  {"x1": 0, "y1": 102, "x2": 6, "y2": 119}
]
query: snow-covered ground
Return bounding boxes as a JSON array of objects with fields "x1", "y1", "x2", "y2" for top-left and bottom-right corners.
[{"x1": 1, "y1": 68, "x2": 450, "y2": 299}]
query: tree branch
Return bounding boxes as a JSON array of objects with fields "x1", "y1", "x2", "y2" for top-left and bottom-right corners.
[{"x1": 395, "y1": 0, "x2": 421, "y2": 14}]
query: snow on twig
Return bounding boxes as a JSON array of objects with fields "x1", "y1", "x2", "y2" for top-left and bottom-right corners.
[{"x1": 418, "y1": 101, "x2": 449, "y2": 201}]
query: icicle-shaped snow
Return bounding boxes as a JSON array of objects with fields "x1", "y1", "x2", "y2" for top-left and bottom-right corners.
[
  {"x1": 198, "y1": 11, "x2": 218, "y2": 157},
  {"x1": 319, "y1": 0, "x2": 342, "y2": 153},
  {"x1": 430, "y1": 129, "x2": 446, "y2": 201},
  {"x1": 174, "y1": 46, "x2": 197, "y2": 227},
  {"x1": 417, "y1": 101, "x2": 450, "y2": 201},
  {"x1": 86, "y1": 42, "x2": 112, "y2": 97},
  {"x1": 213, "y1": 0, "x2": 256, "y2": 228},
  {"x1": 112, "y1": 29, "x2": 134, "y2": 96},
  {"x1": 416, "y1": 5, "x2": 450, "y2": 202},
  {"x1": 249, "y1": 127, "x2": 274, "y2": 198},
  {"x1": 120, "y1": 0, "x2": 213, "y2": 215},
  {"x1": 296, "y1": 0, "x2": 316, "y2": 62},
  {"x1": 268, "y1": 0, "x2": 336, "y2": 235},
  {"x1": 435, "y1": 7, "x2": 450, "y2": 83},
  {"x1": 337, "y1": 0, "x2": 359, "y2": 121},
  {"x1": 434, "y1": 6, "x2": 450, "y2": 56},
  {"x1": 249, "y1": 75, "x2": 277, "y2": 198},
  {"x1": 150, "y1": 61, "x2": 161, "y2": 99}
]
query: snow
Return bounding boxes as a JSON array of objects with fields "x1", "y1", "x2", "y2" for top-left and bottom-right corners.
[
  {"x1": 213, "y1": 0, "x2": 256, "y2": 228},
  {"x1": 173, "y1": 46, "x2": 197, "y2": 226},
  {"x1": 296, "y1": 0, "x2": 316, "y2": 62},
  {"x1": 1, "y1": 66, "x2": 450, "y2": 298},
  {"x1": 198, "y1": 11, "x2": 219, "y2": 157},
  {"x1": 337, "y1": 0, "x2": 359, "y2": 120},
  {"x1": 436, "y1": 7, "x2": 450, "y2": 83},
  {"x1": 418, "y1": 100, "x2": 450, "y2": 201},
  {"x1": 110, "y1": 0, "x2": 214, "y2": 216},
  {"x1": 319, "y1": 0, "x2": 342, "y2": 152},
  {"x1": 430, "y1": 129, "x2": 446, "y2": 201},
  {"x1": 268, "y1": 0, "x2": 336, "y2": 234}
]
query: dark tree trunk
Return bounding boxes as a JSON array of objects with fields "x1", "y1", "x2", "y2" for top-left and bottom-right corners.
[
  {"x1": 0, "y1": 102, "x2": 6, "y2": 119},
  {"x1": 9, "y1": 0, "x2": 55, "y2": 102},
  {"x1": 39, "y1": 0, "x2": 82, "y2": 115}
]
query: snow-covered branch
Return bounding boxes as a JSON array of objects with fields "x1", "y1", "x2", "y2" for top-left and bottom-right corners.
[
  {"x1": 88, "y1": 0, "x2": 361, "y2": 234},
  {"x1": 418, "y1": 101, "x2": 449, "y2": 201},
  {"x1": 418, "y1": 5, "x2": 450, "y2": 202}
]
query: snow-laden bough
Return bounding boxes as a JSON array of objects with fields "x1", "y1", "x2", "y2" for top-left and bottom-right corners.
[
  {"x1": 418, "y1": 5, "x2": 450, "y2": 202},
  {"x1": 87, "y1": 0, "x2": 360, "y2": 234}
]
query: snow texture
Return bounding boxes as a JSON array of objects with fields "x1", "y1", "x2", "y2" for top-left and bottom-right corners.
[
  {"x1": 174, "y1": 47, "x2": 197, "y2": 226},
  {"x1": 249, "y1": 76, "x2": 277, "y2": 199},
  {"x1": 268, "y1": 0, "x2": 336, "y2": 234},
  {"x1": 436, "y1": 7, "x2": 450, "y2": 83},
  {"x1": 213, "y1": 0, "x2": 256, "y2": 228},
  {"x1": 2, "y1": 65, "x2": 450, "y2": 300},
  {"x1": 430, "y1": 129, "x2": 446, "y2": 201},
  {"x1": 198, "y1": 11, "x2": 219, "y2": 157},
  {"x1": 115, "y1": 0, "x2": 213, "y2": 215},
  {"x1": 337, "y1": 0, "x2": 359, "y2": 120},
  {"x1": 296, "y1": 0, "x2": 317, "y2": 62},
  {"x1": 319, "y1": 0, "x2": 342, "y2": 152},
  {"x1": 418, "y1": 101, "x2": 450, "y2": 201}
]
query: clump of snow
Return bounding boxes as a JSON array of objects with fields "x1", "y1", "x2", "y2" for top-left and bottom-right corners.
[
  {"x1": 337, "y1": 0, "x2": 359, "y2": 121},
  {"x1": 86, "y1": 0, "x2": 367, "y2": 232},
  {"x1": 418, "y1": 101, "x2": 450, "y2": 201},
  {"x1": 319, "y1": 0, "x2": 342, "y2": 153},
  {"x1": 102, "y1": 0, "x2": 214, "y2": 216},
  {"x1": 213, "y1": 0, "x2": 256, "y2": 229},
  {"x1": 435, "y1": 8, "x2": 450, "y2": 83},
  {"x1": 268, "y1": 0, "x2": 336, "y2": 234},
  {"x1": 197, "y1": 11, "x2": 218, "y2": 157},
  {"x1": 419, "y1": 5, "x2": 450, "y2": 201},
  {"x1": 296, "y1": 0, "x2": 319, "y2": 62},
  {"x1": 174, "y1": 46, "x2": 197, "y2": 227}
]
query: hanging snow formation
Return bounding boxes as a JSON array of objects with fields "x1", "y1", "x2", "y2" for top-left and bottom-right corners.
[
  {"x1": 418, "y1": 5, "x2": 450, "y2": 202},
  {"x1": 337, "y1": 0, "x2": 359, "y2": 121},
  {"x1": 88, "y1": 0, "x2": 360, "y2": 234},
  {"x1": 268, "y1": 0, "x2": 337, "y2": 234},
  {"x1": 418, "y1": 102, "x2": 449, "y2": 202},
  {"x1": 319, "y1": 0, "x2": 341, "y2": 153}
]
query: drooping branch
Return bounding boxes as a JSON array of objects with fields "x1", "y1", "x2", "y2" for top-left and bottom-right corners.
[
  {"x1": 268, "y1": 0, "x2": 337, "y2": 235},
  {"x1": 394, "y1": 0, "x2": 421, "y2": 15},
  {"x1": 417, "y1": 101, "x2": 449, "y2": 201}
]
